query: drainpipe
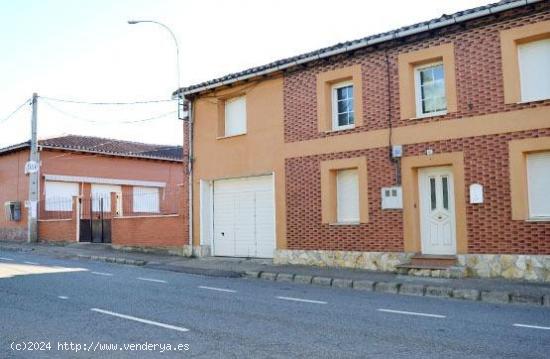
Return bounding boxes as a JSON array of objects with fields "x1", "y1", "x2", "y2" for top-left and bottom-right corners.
[{"x1": 186, "y1": 99, "x2": 194, "y2": 256}]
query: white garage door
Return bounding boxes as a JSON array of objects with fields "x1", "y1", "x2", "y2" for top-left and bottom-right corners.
[{"x1": 213, "y1": 175, "x2": 275, "y2": 258}]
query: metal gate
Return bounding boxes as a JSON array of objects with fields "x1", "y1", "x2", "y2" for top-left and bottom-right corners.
[{"x1": 79, "y1": 197, "x2": 111, "y2": 243}]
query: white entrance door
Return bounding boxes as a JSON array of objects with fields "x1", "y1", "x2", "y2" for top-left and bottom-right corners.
[
  {"x1": 418, "y1": 166, "x2": 457, "y2": 255},
  {"x1": 213, "y1": 175, "x2": 275, "y2": 258}
]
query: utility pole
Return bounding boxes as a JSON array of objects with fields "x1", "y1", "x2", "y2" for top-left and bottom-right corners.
[{"x1": 27, "y1": 93, "x2": 39, "y2": 243}]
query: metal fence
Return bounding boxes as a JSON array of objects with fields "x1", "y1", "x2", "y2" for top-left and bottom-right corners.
[
  {"x1": 119, "y1": 188, "x2": 181, "y2": 217},
  {"x1": 38, "y1": 187, "x2": 182, "y2": 221},
  {"x1": 39, "y1": 197, "x2": 74, "y2": 220}
]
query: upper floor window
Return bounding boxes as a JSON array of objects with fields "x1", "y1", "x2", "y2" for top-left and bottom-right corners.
[
  {"x1": 331, "y1": 82, "x2": 355, "y2": 130},
  {"x1": 518, "y1": 38, "x2": 550, "y2": 102},
  {"x1": 414, "y1": 62, "x2": 447, "y2": 118},
  {"x1": 224, "y1": 96, "x2": 246, "y2": 137}
]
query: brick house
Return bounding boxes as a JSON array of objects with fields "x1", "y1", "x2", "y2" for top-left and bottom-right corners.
[
  {"x1": 177, "y1": 0, "x2": 550, "y2": 281},
  {"x1": 0, "y1": 135, "x2": 188, "y2": 252}
]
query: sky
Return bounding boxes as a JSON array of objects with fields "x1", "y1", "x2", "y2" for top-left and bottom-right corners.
[{"x1": 0, "y1": 0, "x2": 492, "y2": 148}]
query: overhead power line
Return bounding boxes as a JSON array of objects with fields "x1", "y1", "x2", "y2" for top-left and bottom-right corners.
[
  {"x1": 39, "y1": 96, "x2": 176, "y2": 105},
  {"x1": 0, "y1": 98, "x2": 31, "y2": 124},
  {"x1": 42, "y1": 100, "x2": 178, "y2": 124}
]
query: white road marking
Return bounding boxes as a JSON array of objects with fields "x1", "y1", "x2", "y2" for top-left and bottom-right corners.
[
  {"x1": 91, "y1": 308, "x2": 189, "y2": 332},
  {"x1": 23, "y1": 261, "x2": 39, "y2": 265},
  {"x1": 58, "y1": 296, "x2": 69, "y2": 300},
  {"x1": 377, "y1": 308, "x2": 446, "y2": 318},
  {"x1": 198, "y1": 286, "x2": 236, "y2": 293},
  {"x1": 276, "y1": 296, "x2": 327, "y2": 304},
  {"x1": 513, "y1": 323, "x2": 550, "y2": 330},
  {"x1": 0, "y1": 257, "x2": 14, "y2": 261},
  {"x1": 91, "y1": 271, "x2": 113, "y2": 276},
  {"x1": 137, "y1": 277, "x2": 167, "y2": 284}
]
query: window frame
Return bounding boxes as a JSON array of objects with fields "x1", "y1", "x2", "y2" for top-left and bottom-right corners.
[
  {"x1": 414, "y1": 61, "x2": 448, "y2": 118},
  {"x1": 500, "y1": 20, "x2": 550, "y2": 104},
  {"x1": 331, "y1": 81, "x2": 355, "y2": 131},
  {"x1": 223, "y1": 95, "x2": 247, "y2": 137},
  {"x1": 320, "y1": 156, "x2": 369, "y2": 225}
]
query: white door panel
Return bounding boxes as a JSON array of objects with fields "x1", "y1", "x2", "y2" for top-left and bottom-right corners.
[
  {"x1": 213, "y1": 175, "x2": 275, "y2": 258},
  {"x1": 418, "y1": 167, "x2": 457, "y2": 255}
]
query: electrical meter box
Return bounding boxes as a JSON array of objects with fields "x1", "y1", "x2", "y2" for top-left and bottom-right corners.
[
  {"x1": 381, "y1": 187, "x2": 403, "y2": 209},
  {"x1": 4, "y1": 201, "x2": 21, "y2": 221}
]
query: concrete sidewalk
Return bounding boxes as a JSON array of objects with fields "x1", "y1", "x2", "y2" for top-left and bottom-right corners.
[{"x1": 1, "y1": 240, "x2": 549, "y2": 307}]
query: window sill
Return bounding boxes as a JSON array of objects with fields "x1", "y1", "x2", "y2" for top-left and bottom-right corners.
[
  {"x1": 216, "y1": 133, "x2": 247, "y2": 140},
  {"x1": 325, "y1": 126, "x2": 355, "y2": 133},
  {"x1": 516, "y1": 97, "x2": 550, "y2": 105},
  {"x1": 526, "y1": 217, "x2": 550, "y2": 222},
  {"x1": 329, "y1": 222, "x2": 361, "y2": 226},
  {"x1": 411, "y1": 111, "x2": 448, "y2": 120}
]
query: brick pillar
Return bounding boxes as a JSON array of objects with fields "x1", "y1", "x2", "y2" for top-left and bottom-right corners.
[
  {"x1": 110, "y1": 192, "x2": 118, "y2": 217},
  {"x1": 72, "y1": 196, "x2": 79, "y2": 242}
]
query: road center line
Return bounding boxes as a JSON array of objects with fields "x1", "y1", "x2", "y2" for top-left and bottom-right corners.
[
  {"x1": 58, "y1": 296, "x2": 69, "y2": 300},
  {"x1": 137, "y1": 277, "x2": 167, "y2": 284},
  {"x1": 91, "y1": 271, "x2": 113, "y2": 276},
  {"x1": 0, "y1": 257, "x2": 14, "y2": 261},
  {"x1": 198, "y1": 286, "x2": 236, "y2": 293},
  {"x1": 378, "y1": 308, "x2": 446, "y2": 318},
  {"x1": 23, "y1": 261, "x2": 39, "y2": 265},
  {"x1": 91, "y1": 308, "x2": 189, "y2": 332},
  {"x1": 276, "y1": 296, "x2": 327, "y2": 304},
  {"x1": 513, "y1": 323, "x2": 550, "y2": 330}
]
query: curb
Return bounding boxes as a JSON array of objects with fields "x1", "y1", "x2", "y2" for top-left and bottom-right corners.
[
  {"x1": 76, "y1": 254, "x2": 147, "y2": 266},
  {"x1": 0, "y1": 245, "x2": 34, "y2": 253},
  {"x1": 247, "y1": 271, "x2": 550, "y2": 308}
]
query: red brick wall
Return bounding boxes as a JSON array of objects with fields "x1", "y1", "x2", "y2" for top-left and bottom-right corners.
[
  {"x1": 283, "y1": 4, "x2": 550, "y2": 255},
  {"x1": 283, "y1": 4, "x2": 550, "y2": 143},
  {"x1": 285, "y1": 129, "x2": 550, "y2": 254},
  {"x1": 111, "y1": 215, "x2": 186, "y2": 247},
  {"x1": 0, "y1": 149, "x2": 29, "y2": 240},
  {"x1": 38, "y1": 219, "x2": 76, "y2": 242}
]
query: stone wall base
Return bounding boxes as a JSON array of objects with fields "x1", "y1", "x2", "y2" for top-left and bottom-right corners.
[
  {"x1": 274, "y1": 250, "x2": 550, "y2": 282},
  {"x1": 0, "y1": 228, "x2": 27, "y2": 241}
]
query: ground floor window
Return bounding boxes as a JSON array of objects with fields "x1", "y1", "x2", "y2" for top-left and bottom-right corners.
[
  {"x1": 133, "y1": 186, "x2": 160, "y2": 213},
  {"x1": 336, "y1": 169, "x2": 360, "y2": 223},
  {"x1": 44, "y1": 181, "x2": 78, "y2": 211},
  {"x1": 527, "y1": 151, "x2": 550, "y2": 219}
]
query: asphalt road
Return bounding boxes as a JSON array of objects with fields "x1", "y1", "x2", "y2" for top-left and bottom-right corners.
[{"x1": 0, "y1": 251, "x2": 549, "y2": 358}]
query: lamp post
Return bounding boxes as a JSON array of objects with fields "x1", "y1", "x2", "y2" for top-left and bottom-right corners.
[
  {"x1": 127, "y1": 20, "x2": 181, "y2": 100},
  {"x1": 127, "y1": 20, "x2": 192, "y2": 253}
]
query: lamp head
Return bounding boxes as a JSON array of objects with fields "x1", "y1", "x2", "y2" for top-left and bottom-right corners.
[{"x1": 127, "y1": 20, "x2": 140, "y2": 24}]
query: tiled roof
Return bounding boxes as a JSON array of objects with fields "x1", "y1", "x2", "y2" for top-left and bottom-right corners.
[
  {"x1": 0, "y1": 135, "x2": 183, "y2": 161},
  {"x1": 177, "y1": 0, "x2": 536, "y2": 96}
]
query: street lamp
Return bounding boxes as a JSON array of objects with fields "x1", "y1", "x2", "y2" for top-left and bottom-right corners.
[{"x1": 127, "y1": 20, "x2": 182, "y2": 101}]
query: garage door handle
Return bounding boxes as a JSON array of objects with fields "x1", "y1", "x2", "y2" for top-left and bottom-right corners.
[{"x1": 221, "y1": 232, "x2": 224, "y2": 236}]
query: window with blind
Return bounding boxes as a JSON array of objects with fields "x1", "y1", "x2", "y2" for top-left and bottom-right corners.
[
  {"x1": 518, "y1": 38, "x2": 550, "y2": 102},
  {"x1": 224, "y1": 96, "x2": 247, "y2": 137},
  {"x1": 336, "y1": 169, "x2": 360, "y2": 223},
  {"x1": 527, "y1": 151, "x2": 550, "y2": 219}
]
